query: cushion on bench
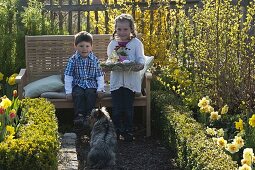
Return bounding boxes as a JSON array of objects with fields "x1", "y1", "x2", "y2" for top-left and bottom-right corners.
[
  {"x1": 23, "y1": 75, "x2": 64, "y2": 98},
  {"x1": 40, "y1": 84, "x2": 142, "y2": 99},
  {"x1": 140, "y1": 56, "x2": 154, "y2": 82}
]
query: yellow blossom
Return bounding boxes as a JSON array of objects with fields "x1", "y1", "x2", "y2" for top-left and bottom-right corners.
[
  {"x1": 216, "y1": 137, "x2": 227, "y2": 148},
  {"x1": 217, "y1": 128, "x2": 224, "y2": 137},
  {"x1": 243, "y1": 148, "x2": 254, "y2": 160},
  {"x1": 241, "y1": 159, "x2": 252, "y2": 166},
  {"x1": 7, "y1": 75, "x2": 16, "y2": 86},
  {"x1": 238, "y1": 164, "x2": 251, "y2": 170},
  {"x1": 200, "y1": 105, "x2": 214, "y2": 113},
  {"x1": 0, "y1": 97, "x2": 12, "y2": 109},
  {"x1": 233, "y1": 136, "x2": 244, "y2": 149},
  {"x1": 235, "y1": 118, "x2": 244, "y2": 131},
  {"x1": 0, "y1": 72, "x2": 3, "y2": 81},
  {"x1": 249, "y1": 114, "x2": 255, "y2": 127},
  {"x1": 226, "y1": 143, "x2": 239, "y2": 154},
  {"x1": 206, "y1": 127, "x2": 216, "y2": 136},
  {"x1": 5, "y1": 125, "x2": 15, "y2": 141},
  {"x1": 221, "y1": 104, "x2": 229, "y2": 114},
  {"x1": 210, "y1": 111, "x2": 221, "y2": 121},
  {"x1": 198, "y1": 97, "x2": 210, "y2": 108}
]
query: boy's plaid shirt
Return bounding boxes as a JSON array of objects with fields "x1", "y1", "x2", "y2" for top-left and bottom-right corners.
[{"x1": 64, "y1": 51, "x2": 104, "y2": 89}]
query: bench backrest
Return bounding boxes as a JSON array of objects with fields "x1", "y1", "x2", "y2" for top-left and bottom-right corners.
[{"x1": 25, "y1": 34, "x2": 112, "y2": 82}]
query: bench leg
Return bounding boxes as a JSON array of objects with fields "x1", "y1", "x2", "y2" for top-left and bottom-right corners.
[{"x1": 146, "y1": 102, "x2": 151, "y2": 137}]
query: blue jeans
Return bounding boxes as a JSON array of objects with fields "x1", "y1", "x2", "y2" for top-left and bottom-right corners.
[
  {"x1": 72, "y1": 85, "x2": 97, "y2": 117},
  {"x1": 111, "y1": 87, "x2": 135, "y2": 134}
]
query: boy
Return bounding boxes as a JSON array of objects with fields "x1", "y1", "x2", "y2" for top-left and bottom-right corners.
[{"x1": 64, "y1": 31, "x2": 105, "y2": 128}]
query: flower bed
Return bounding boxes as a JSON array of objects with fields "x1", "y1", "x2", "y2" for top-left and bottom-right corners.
[
  {"x1": 0, "y1": 98, "x2": 60, "y2": 170},
  {"x1": 151, "y1": 90, "x2": 238, "y2": 170}
]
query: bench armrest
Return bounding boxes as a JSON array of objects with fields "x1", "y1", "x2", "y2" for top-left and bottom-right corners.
[
  {"x1": 15, "y1": 69, "x2": 27, "y2": 98},
  {"x1": 144, "y1": 71, "x2": 152, "y2": 96}
]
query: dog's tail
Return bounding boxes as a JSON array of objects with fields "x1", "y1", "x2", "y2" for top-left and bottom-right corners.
[{"x1": 88, "y1": 143, "x2": 115, "y2": 169}]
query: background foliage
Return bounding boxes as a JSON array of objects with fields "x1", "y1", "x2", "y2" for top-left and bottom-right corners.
[{"x1": 0, "y1": 0, "x2": 255, "y2": 114}]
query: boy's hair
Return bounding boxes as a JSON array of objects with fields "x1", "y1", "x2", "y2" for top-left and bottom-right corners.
[
  {"x1": 74, "y1": 31, "x2": 93, "y2": 46},
  {"x1": 113, "y1": 14, "x2": 137, "y2": 39}
]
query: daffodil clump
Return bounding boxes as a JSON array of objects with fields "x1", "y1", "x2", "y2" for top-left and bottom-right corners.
[
  {"x1": 238, "y1": 148, "x2": 255, "y2": 170},
  {"x1": 197, "y1": 96, "x2": 228, "y2": 125},
  {"x1": 198, "y1": 96, "x2": 255, "y2": 168},
  {"x1": 0, "y1": 90, "x2": 20, "y2": 142},
  {"x1": 0, "y1": 72, "x2": 18, "y2": 98}
]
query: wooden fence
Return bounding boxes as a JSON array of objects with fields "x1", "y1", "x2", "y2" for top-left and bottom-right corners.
[{"x1": 20, "y1": 0, "x2": 202, "y2": 35}]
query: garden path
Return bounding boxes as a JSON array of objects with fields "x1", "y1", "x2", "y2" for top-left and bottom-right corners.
[
  {"x1": 75, "y1": 128, "x2": 180, "y2": 170},
  {"x1": 57, "y1": 109, "x2": 180, "y2": 170}
]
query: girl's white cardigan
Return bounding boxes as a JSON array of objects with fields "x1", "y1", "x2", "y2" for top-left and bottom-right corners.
[{"x1": 107, "y1": 37, "x2": 145, "y2": 93}]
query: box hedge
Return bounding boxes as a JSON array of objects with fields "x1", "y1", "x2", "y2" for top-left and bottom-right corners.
[
  {"x1": 151, "y1": 90, "x2": 238, "y2": 170},
  {"x1": 0, "y1": 98, "x2": 60, "y2": 170}
]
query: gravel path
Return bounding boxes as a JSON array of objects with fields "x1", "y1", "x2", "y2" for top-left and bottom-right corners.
[
  {"x1": 75, "y1": 129, "x2": 180, "y2": 170},
  {"x1": 57, "y1": 109, "x2": 180, "y2": 170}
]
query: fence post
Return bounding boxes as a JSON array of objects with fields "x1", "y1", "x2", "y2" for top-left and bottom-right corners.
[{"x1": 16, "y1": 0, "x2": 27, "y2": 71}]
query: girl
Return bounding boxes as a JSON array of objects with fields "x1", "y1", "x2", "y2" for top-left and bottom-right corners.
[{"x1": 107, "y1": 14, "x2": 145, "y2": 141}]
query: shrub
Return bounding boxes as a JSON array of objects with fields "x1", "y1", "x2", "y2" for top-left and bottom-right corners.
[
  {"x1": 151, "y1": 90, "x2": 238, "y2": 170},
  {"x1": 0, "y1": 98, "x2": 60, "y2": 170}
]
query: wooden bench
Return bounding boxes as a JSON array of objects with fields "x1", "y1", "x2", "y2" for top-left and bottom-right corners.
[{"x1": 15, "y1": 34, "x2": 152, "y2": 136}]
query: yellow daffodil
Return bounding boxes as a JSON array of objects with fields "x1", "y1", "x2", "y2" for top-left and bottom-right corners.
[
  {"x1": 233, "y1": 136, "x2": 244, "y2": 149},
  {"x1": 206, "y1": 127, "x2": 216, "y2": 136},
  {"x1": 235, "y1": 118, "x2": 244, "y2": 131},
  {"x1": 216, "y1": 137, "x2": 227, "y2": 148},
  {"x1": 198, "y1": 97, "x2": 210, "y2": 108},
  {"x1": 249, "y1": 114, "x2": 255, "y2": 127},
  {"x1": 243, "y1": 148, "x2": 254, "y2": 160},
  {"x1": 0, "y1": 97, "x2": 12, "y2": 109},
  {"x1": 5, "y1": 125, "x2": 15, "y2": 141},
  {"x1": 217, "y1": 128, "x2": 224, "y2": 137},
  {"x1": 7, "y1": 75, "x2": 16, "y2": 86},
  {"x1": 0, "y1": 72, "x2": 3, "y2": 81},
  {"x1": 221, "y1": 104, "x2": 229, "y2": 114},
  {"x1": 241, "y1": 158, "x2": 252, "y2": 166},
  {"x1": 200, "y1": 105, "x2": 214, "y2": 113},
  {"x1": 238, "y1": 164, "x2": 251, "y2": 170},
  {"x1": 226, "y1": 143, "x2": 239, "y2": 154},
  {"x1": 6, "y1": 125, "x2": 15, "y2": 134},
  {"x1": 210, "y1": 111, "x2": 221, "y2": 121}
]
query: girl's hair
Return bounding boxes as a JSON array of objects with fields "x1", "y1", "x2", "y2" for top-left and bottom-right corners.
[{"x1": 112, "y1": 14, "x2": 137, "y2": 39}]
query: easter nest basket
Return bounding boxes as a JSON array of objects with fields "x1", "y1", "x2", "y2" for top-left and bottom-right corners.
[{"x1": 100, "y1": 61, "x2": 139, "y2": 71}]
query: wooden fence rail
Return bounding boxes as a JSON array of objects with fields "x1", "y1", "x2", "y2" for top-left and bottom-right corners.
[{"x1": 20, "y1": 0, "x2": 202, "y2": 35}]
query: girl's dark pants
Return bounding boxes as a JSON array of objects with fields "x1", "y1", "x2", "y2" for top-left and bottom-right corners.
[{"x1": 111, "y1": 87, "x2": 135, "y2": 134}]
